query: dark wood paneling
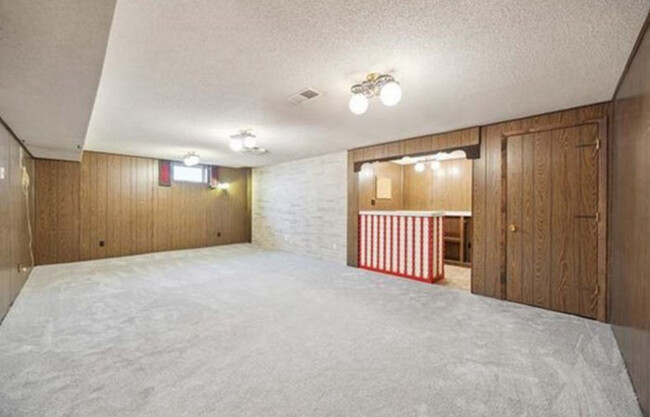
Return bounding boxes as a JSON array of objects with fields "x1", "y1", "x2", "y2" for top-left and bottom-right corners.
[
  {"x1": 34, "y1": 151, "x2": 251, "y2": 265},
  {"x1": 506, "y1": 135, "x2": 523, "y2": 303},
  {"x1": 35, "y1": 159, "x2": 80, "y2": 265},
  {"x1": 472, "y1": 129, "x2": 487, "y2": 294},
  {"x1": 0, "y1": 123, "x2": 34, "y2": 321},
  {"x1": 532, "y1": 133, "x2": 551, "y2": 309},
  {"x1": 611, "y1": 12, "x2": 650, "y2": 415}
]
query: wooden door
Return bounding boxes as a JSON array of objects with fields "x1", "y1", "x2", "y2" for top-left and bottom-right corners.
[{"x1": 505, "y1": 123, "x2": 602, "y2": 318}]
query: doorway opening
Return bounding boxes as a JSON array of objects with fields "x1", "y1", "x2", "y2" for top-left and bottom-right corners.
[{"x1": 357, "y1": 150, "x2": 472, "y2": 291}]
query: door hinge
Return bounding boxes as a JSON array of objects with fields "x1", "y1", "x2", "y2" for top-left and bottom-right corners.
[{"x1": 575, "y1": 212, "x2": 600, "y2": 222}]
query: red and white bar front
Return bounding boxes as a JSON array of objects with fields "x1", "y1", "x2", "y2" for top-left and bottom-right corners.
[{"x1": 358, "y1": 211, "x2": 445, "y2": 283}]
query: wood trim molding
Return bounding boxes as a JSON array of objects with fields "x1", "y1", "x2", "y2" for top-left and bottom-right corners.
[
  {"x1": 596, "y1": 117, "x2": 608, "y2": 322},
  {"x1": 500, "y1": 119, "x2": 606, "y2": 139}
]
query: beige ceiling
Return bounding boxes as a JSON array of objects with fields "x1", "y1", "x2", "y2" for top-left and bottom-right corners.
[
  {"x1": 0, "y1": 0, "x2": 117, "y2": 160},
  {"x1": 3, "y1": 1, "x2": 650, "y2": 166}
]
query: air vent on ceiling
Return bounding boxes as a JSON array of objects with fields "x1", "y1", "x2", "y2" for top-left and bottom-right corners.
[{"x1": 286, "y1": 88, "x2": 323, "y2": 105}]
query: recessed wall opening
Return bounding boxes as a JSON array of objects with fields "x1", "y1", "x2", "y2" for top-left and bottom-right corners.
[{"x1": 356, "y1": 150, "x2": 472, "y2": 291}]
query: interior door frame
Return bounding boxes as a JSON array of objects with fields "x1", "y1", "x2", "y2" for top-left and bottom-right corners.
[{"x1": 500, "y1": 118, "x2": 608, "y2": 321}]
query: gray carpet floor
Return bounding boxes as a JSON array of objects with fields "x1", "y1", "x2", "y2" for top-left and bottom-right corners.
[{"x1": 0, "y1": 244, "x2": 642, "y2": 417}]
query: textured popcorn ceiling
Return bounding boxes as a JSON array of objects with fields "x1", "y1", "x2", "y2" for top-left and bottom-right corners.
[
  {"x1": 0, "y1": 0, "x2": 117, "y2": 161},
  {"x1": 6, "y1": 1, "x2": 650, "y2": 165}
]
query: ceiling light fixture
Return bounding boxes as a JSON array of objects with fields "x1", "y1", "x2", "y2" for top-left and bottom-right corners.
[
  {"x1": 183, "y1": 152, "x2": 200, "y2": 166},
  {"x1": 229, "y1": 129, "x2": 267, "y2": 155},
  {"x1": 349, "y1": 73, "x2": 402, "y2": 115},
  {"x1": 360, "y1": 163, "x2": 373, "y2": 177}
]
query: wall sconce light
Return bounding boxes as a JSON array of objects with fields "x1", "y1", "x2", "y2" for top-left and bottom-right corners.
[{"x1": 217, "y1": 182, "x2": 230, "y2": 190}]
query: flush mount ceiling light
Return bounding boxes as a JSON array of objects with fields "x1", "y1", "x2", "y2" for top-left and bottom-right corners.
[
  {"x1": 183, "y1": 152, "x2": 200, "y2": 166},
  {"x1": 349, "y1": 73, "x2": 402, "y2": 115},
  {"x1": 229, "y1": 129, "x2": 268, "y2": 155}
]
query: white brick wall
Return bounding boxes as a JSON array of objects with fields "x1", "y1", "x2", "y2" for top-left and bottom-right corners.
[{"x1": 252, "y1": 152, "x2": 347, "y2": 264}]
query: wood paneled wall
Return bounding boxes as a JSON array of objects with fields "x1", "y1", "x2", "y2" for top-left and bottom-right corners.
[
  {"x1": 358, "y1": 162, "x2": 404, "y2": 211},
  {"x1": 35, "y1": 151, "x2": 251, "y2": 265},
  {"x1": 347, "y1": 127, "x2": 480, "y2": 265},
  {"x1": 34, "y1": 159, "x2": 80, "y2": 264},
  {"x1": 403, "y1": 159, "x2": 472, "y2": 211},
  {"x1": 0, "y1": 122, "x2": 34, "y2": 321},
  {"x1": 358, "y1": 159, "x2": 472, "y2": 212},
  {"x1": 611, "y1": 14, "x2": 650, "y2": 416}
]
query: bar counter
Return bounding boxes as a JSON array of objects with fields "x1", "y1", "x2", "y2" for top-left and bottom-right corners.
[{"x1": 358, "y1": 211, "x2": 444, "y2": 283}]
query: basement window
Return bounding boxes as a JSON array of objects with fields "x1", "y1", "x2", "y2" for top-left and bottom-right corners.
[{"x1": 172, "y1": 164, "x2": 207, "y2": 184}]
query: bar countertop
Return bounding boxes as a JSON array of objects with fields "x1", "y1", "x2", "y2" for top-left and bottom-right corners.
[{"x1": 359, "y1": 210, "x2": 472, "y2": 217}]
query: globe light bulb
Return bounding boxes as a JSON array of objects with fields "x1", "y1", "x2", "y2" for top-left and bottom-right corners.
[
  {"x1": 380, "y1": 81, "x2": 402, "y2": 106},
  {"x1": 414, "y1": 162, "x2": 425, "y2": 172},
  {"x1": 430, "y1": 160, "x2": 441, "y2": 170},
  {"x1": 243, "y1": 135, "x2": 257, "y2": 149},
  {"x1": 360, "y1": 163, "x2": 373, "y2": 177},
  {"x1": 230, "y1": 138, "x2": 243, "y2": 152},
  {"x1": 349, "y1": 93, "x2": 369, "y2": 115},
  {"x1": 183, "y1": 153, "x2": 199, "y2": 166}
]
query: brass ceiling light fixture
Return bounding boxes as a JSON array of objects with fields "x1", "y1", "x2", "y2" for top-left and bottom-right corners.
[{"x1": 349, "y1": 73, "x2": 402, "y2": 115}]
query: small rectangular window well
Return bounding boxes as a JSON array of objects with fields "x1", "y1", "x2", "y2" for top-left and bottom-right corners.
[{"x1": 172, "y1": 164, "x2": 206, "y2": 183}]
